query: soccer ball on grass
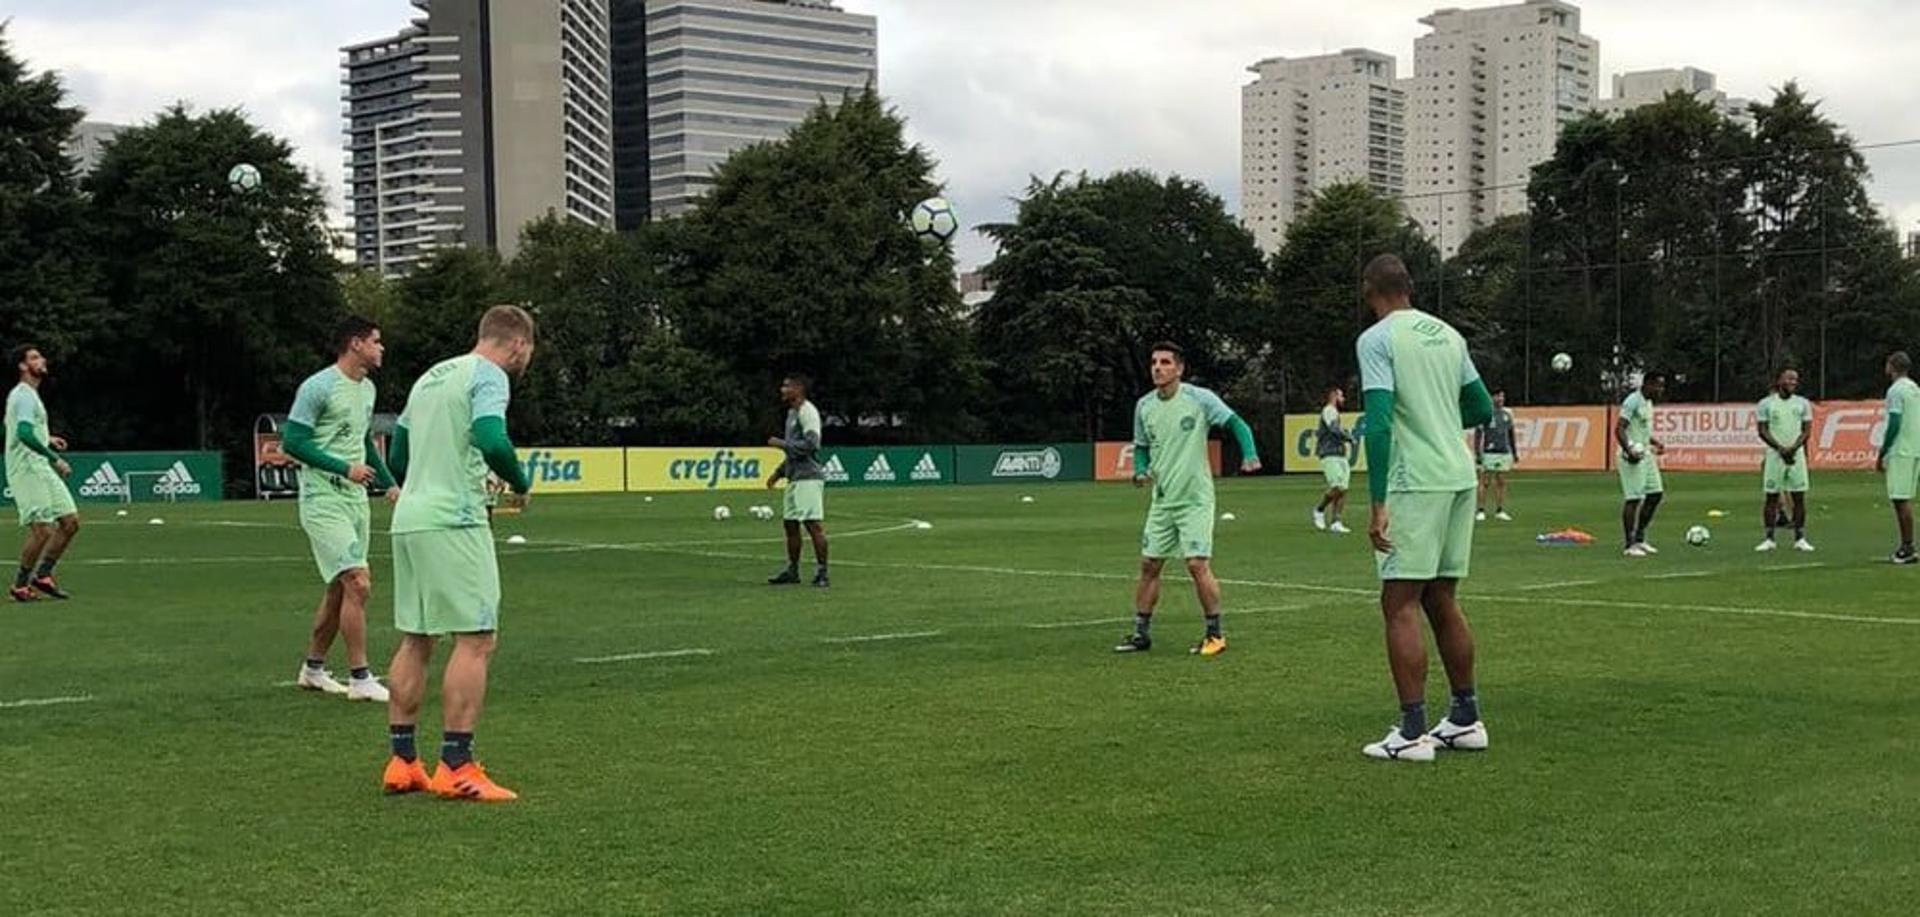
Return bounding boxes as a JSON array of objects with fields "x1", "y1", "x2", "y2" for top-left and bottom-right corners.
[
  {"x1": 712, "y1": 505, "x2": 732, "y2": 522},
  {"x1": 1685, "y1": 525, "x2": 1711, "y2": 547}
]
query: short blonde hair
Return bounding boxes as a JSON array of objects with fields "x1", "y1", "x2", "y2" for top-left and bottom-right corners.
[{"x1": 477, "y1": 304, "x2": 535, "y2": 345}]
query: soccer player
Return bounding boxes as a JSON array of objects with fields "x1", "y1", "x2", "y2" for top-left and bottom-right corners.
[
  {"x1": 1754, "y1": 367, "x2": 1814, "y2": 553},
  {"x1": 5, "y1": 345, "x2": 79, "y2": 602},
  {"x1": 1879, "y1": 351, "x2": 1920, "y2": 565},
  {"x1": 1312, "y1": 385, "x2": 1352, "y2": 534},
  {"x1": 766, "y1": 374, "x2": 828, "y2": 588},
  {"x1": 1617, "y1": 371, "x2": 1669, "y2": 557},
  {"x1": 281, "y1": 316, "x2": 396, "y2": 701},
  {"x1": 1475, "y1": 389, "x2": 1518, "y2": 522},
  {"x1": 1354, "y1": 255, "x2": 1492, "y2": 763},
  {"x1": 379, "y1": 305, "x2": 535, "y2": 802},
  {"x1": 1113, "y1": 342, "x2": 1261, "y2": 657}
]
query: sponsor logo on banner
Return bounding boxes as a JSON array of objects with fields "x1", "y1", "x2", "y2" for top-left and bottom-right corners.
[
  {"x1": 910, "y1": 453, "x2": 942, "y2": 481},
  {"x1": 821, "y1": 455, "x2": 849, "y2": 483},
  {"x1": 627, "y1": 447, "x2": 784, "y2": 492},
  {"x1": 992, "y1": 447, "x2": 1063, "y2": 479},
  {"x1": 670, "y1": 450, "x2": 763, "y2": 489},
  {"x1": 1811, "y1": 401, "x2": 1884, "y2": 469},
  {"x1": 863, "y1": 454, "x2": 897, "y2": 483},
  {"x1": 1096, "y1": 441, "x2": 1223, "y2": 480},
  {"x1": 79, "y1": 462, "x2": 127, "y2": 498},
  {"x1": 154, "y1": 461, "x2": 203, "y2": 497},
  {"x1": 1506, "y1": 406, "x2": 1611, "y2": 470},
  {"x1": 513, "y1": 448, "x2": 625, "y2": 494},
  {"x1": 1651, "y1": 403, "x2": 1764, "y2": 470}
]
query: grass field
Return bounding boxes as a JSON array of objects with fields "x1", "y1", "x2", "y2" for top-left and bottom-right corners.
[{"x1": 2, "y1": 471, "x2": 1917, "y2": 915}]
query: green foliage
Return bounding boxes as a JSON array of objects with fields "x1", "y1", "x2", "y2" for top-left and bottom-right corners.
[
  {"x1": 381, "y1": 246, "x2": 504, "y2": 412},
  {"x1": 976, "y1": 170, "x2": 1266, "y2": 441}
]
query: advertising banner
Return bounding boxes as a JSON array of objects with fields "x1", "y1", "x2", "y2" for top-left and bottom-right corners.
[
  {"x1": 1, "y1": 451, "x2": 224, "y2": 505},
  {"x1": 953, "y1": 444, "x2": 1093, "y2": 484},
  {"x1": 1653, "y1": 399, "x2": 1886, "y2": 471},
  {"x1": 817, "y1": 447, "x2": 955, "y2": 487},
  {"x1": 516, "y1": 448, "x2": 626, "y2": 494},
  {"x1": 1095, "y1": 441, "x2": 1222, "y2": 481},
  {"x1": 1281, "y1": 412, "x2": 1366, "y2": 474},
  {"x1": 1284, "y1": 407, "x2": 1610, "y2": 473},
  {"x1": 1808, "y1": 400, "x2": 1884, "y2": 470},
  {"x1": 626, "y1": 447, "x2": 785, "y2": 492}
]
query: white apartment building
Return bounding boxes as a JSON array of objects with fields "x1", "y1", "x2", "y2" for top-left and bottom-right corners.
[
  {"x1": 1598, "y1": 67, "x2": 1752, "y2": 127},
  {"x1": 1403, "y1": 0, "x2": 1599, "y2": 253},
  {"x1": 1241, "y1": 49, "x2": 1406, "y2": 252}
]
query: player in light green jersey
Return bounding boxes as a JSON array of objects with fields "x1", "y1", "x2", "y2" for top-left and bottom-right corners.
[
  {"x1": 281, "y1": 316, "x2": 397, "y2": 701},
  {"x1": 1617, "y1": 372, "x2": 1669, "y2": 557},
  {"x1": 1112, "y1": 342, "x2": 1260, "y2": 658},
  {"x1": 1754, "y1": 367, "x2": 1814, "y2": 553},
  {"x1": 1355, "y1": 255, "x2": 1494, "y2": 763},
  {"x1": 379, "y1": 306, "x2": 535, "y2": 802},
  {"x1": 5, "y1": 345, "x2": 80, "y2": 602},
  {"x1": 1879, "y1": 351, "x2": 1920, "y2": 565}
]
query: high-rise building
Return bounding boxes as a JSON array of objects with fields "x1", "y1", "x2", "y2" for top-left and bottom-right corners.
[
  {"x1": 1598, "y1": 67, "x2": 1751, "y2": 127},
  {"x1": 341, "y1": 0, "x2": 614, "y2": 276},
  {"x1": 1241, "y1": 50, "x2": 1406, "y2": 252},
  {"x1": 1403, "y1": 0, "x2": 1599, "y2": 253},
  {"x1": 630, "y1": 0, "x2": 877, "y2": 218},
  {"x1": 65, "y1": 121, "x2": 126, "y2": 175}
]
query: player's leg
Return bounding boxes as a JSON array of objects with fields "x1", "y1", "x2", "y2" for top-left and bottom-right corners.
[
  {"x1": 380, "y1": 529, "x2": 434, "y2": 793},
  {"x1": 1116, "y1": 555, "x2": 1164, "y2": 653},
  {"x1": 1186, "y1": 556, "x2": 1226, "y2": 656},
  {"x1": 1634, "y1": 462, "x2": 1666, "y2": 551},
  {"x1": 1476, "y1": 468, "x2": 1489, "y2": 518},
  {"x1": 1758, "y1": 490, "x2": 1781, "y2": 551},
  {"x1": 804, "y1": 520, "x2": 829, "y2": 587},
  {"x1": 412, "y1": 527, "x2": 514, "y2": 800},
  {"x1": 1894, "y1": 500, "x2": 1915, "y2": 563},
  {"x1": 1364, "y1": 492, "x2": 1447, "y2": 761},
  {"x1": 1789, "y1": 490, "x2": 1811, "y2": 550},
  {"x1": 337, "y1": 567, "x2": 388, "y2": 700},
  {"x1": 1422, "y1": 580, "x2": 1487, "y2": 750},
  {"x1": 298, "y1": 580, "x2": 351, "y2": 694},
  {"x1": 1492, "y1": 470, "x2": 1510, "y2": 518},
  {"x1": 770, "y1": 519, "x2": 803, "y2": 585},
  {"x1": 12, "y1": 522, "x2": 51, "y2": 601},
  {"x1": 1620, "y1": 499, "x2": 1643, "y2": 553},
  {"x1": 29, "y1": 511, "x2": 79, "y2": 596},
  {"x1": 1329, "y1": 487, "x2": 1349, "y2": 532},
  {"x1": 440, "y1": 631, "x2": 495, "y2": 745}
]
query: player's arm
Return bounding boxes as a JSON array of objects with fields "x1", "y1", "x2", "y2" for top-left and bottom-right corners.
[
  {"x1": 1131, "y1": 399, "x2": 1151, "y2": 484},
  {"x1": 1881, "y1": 397, "x2": 1902, "y2": 471},
  {"x1": 364, "y1": 432, "x2": 396, "y2": 490},
  {"x1": 1197, "y1": 389, "x2": 1260, "y2": 472},
  {"x1": 1356, "y1": 329, "x2": 1395, "y2": 512},
  {"x1": 469, "y1": 366, "x2": 529, "y2": 495},
  {"x1": 1459, "y1": 380, "x2": 1494, "y2": 429},
  {"x1": 1473, "y1": 424, "x2": 1485, "y2": 458},
  {"x1": 387, "y1": 422, "x2": 410, "y2": 484},
  {"x1": 1615, "y1": 409, "x2": 1639, "y2": 462},
  {"x1": 13, "y1": 420, "x2": 58, "y2": 461},
  {"x1": 277, "y1": 422, "x2": 351, "y2": 477},
  {"x1": 1756, "y1": 404, "x2": 1785, "y2": 453}
]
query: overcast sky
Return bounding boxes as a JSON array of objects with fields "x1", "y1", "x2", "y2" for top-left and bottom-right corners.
[{"x1": 8, "y1": 0, "x2": 1920, "y2": 270}]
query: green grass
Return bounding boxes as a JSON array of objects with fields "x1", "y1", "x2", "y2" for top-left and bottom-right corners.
[{"x1": 2, "y1": 472, "x2": 1917, "y2": 915}]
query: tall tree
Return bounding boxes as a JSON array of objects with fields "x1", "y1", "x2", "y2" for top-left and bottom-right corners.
[
  {"x1": 383, "y1": 246, "x2": 505, "y2": 413},
  {"x1": 977, "y1": 170, "x2": 1266, "y2": 441},
  {"x1": 667, "y1": 88, "x2": 981, "y2": 443}
]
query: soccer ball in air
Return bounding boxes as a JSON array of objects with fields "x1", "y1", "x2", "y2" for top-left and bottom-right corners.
[
  {"x1": 1685, "y1": 525, "x2": 1712, "y2": 547},
  {"x1": 227, "y1": 163, "x2": 262, "y2": 194},
  {"x1": 712, "y1": 505, "x2": 732, "y2": 522},
  {"x1": 909, "y1": 197, "x2": 959, "y2": 243},
  {"x1": 1551, "y1": 352, "x2": 1574, "y2": 373}
]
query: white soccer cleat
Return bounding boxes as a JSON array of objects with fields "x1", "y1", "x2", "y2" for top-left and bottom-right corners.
[
  {"x1": 347, "y1": 676, "x2": 390, "y2": 703},
  {"x1": 1329, "y1": 521, "x2": 1351, "y2": 534},
  {"x1": 1754, "y1": 539, "x2": 1777, "y2": 553},
  {"x1": 1495, "y1": 511, "x2": 1513, "y2": 522},
  {"x1": 1312, "y1": 509, "x2": 1327, "y2": 531},
  {"x1": 1362, "y1": 726, "x2": 1436, "y2": 763},
  {"x1": 1624, "y1": 544, "x2": 1649, "y2": 558},
  {"x1": 1793, "y1": 538, "x2": 1816, "y2": 553},
  {"x1": 1427, "y1": 719, "x2": 1489, "y2": 751},
  {"x1": 1639, "y1": 542, "x2": 1659, "y2": 555},
  {"x1": 1475, "y1": 510, "x2": 1487, "y2": 522},
  {"x1": 296, "y1": 666, "x2": 349, "y2": 696}
]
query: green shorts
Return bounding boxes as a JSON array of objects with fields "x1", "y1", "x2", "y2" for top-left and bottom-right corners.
[
  {"x1": 392, "y1": 527, "x2": 500, "y2": 635},
  {"x1": 300, "y1": 496, "x2": 371, "y2": 583},
  {"x1": 1762, "y1": 452, "x2": 1810, "y2": 495},
  {"x1": 1888, "y1": 455, "x2": 1920, "y2": 502},
  {"x1": 784, "y1": 479, "x2": 825, "y2": 522},
  {"x1": 1142, "y1": 501, "x2": 1214, "y2": 560},
  {"x1": 1375, "y1": 489, "x2": 1476, "y2": 581},
  {"x1": 1320, "y1": 456, "x2": 1351, "y2": 491},
  {"x1": 10, "y1": 468, "x2": 77, "y2": 527},
  {"x1": 1480, "y1": 453, "x2": 1514, "y2": 473},
  {"x1": 1618, "y1": 454, "x2": 1664, "y2": 500}
]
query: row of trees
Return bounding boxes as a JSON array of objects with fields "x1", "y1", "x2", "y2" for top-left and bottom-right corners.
[{"x1": 5, "y1": 24, "x2": 1920, "y2": 491}]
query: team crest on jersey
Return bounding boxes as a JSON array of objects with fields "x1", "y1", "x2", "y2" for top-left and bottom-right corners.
[{"x1": 1180, "y1": 416, "x2": 1197, "y2": 432}]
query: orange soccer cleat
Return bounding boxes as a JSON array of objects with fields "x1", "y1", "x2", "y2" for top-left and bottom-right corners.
[
  {"x1": 429, "y1": 761, "x2": 519, "y2": 802},
  {"x1": 381, "y1": 756, "x2": 432, "y2": 795}
]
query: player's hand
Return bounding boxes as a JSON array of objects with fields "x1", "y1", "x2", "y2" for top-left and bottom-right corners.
[
  {"x1": 1878, "y1": 455, "x2": 1888, "y2": 473},
  {"x1": 346, "y1": 462, "x2": 376, "y2": 485},
  {"x1": 383, "y1": 487, "x2": 400, "y2": 504},
  {"x1": 1623, "y1": 450, "x2": 1642, "y2": 465},
  {"x1": 49, "y1": 436, "x2": 67, "y2": 451},
  {"x1": 1240, "y1": 458, "x2": 1262, "y2": 474},
  {"x1": 766, "y1": 475, "x2": 780, "y2": 490},
  {"x1": 1369, "y1": 504, "x2": 1393, "y2": 553},
  {"x1": 766, "y1": 436, "x2": 785, "y2": 449},
  {"x1": 501, "y1": 491, "x2": 529, "y2": 512},
  {"x1": 1651, "y1": 440, "x2": 1667, "y2": 456},
  {"x1": 53, "y1": 458, "x2": 71, "y2": 477},
  {"x1": 1132, "y1": 472, "x2": 1152, "y2": 488}
]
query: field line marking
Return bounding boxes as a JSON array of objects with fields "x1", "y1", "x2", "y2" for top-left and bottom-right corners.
[
  {"x1": 1763, "y1": 562, "x2": 1827, "y2": 572},
  {"x1": 0, "y1": 694, "x2": 94, "y2": 709},
  {"x1": 821, "y1": 630, "x2": 943, "y2": 644},
  {"x1": 1646, "y1": 571, "x2": 1713, "y2": 580},
  {"x1": 1518, "y1": 579, "x2": 1600, "y2": 591},
  {"x1": 574, "y1": 648, "x2": 715, "y2": 664},
  {"x1": 1022, "y1": 603, "x2": 1306, "y2": 630}
]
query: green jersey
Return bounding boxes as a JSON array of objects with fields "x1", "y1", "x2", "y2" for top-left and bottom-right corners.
[
  {"x1": 391, "y1": 354, "x2": 512, "y2": 534},
  {"x1": 1887, "y1": 377, "x2": 1920, "y2": 459},
  {"x1": 1756, "y1": 393, "x2": 1811, "y2": 455},
  {"x1": 288, "y1": 365, "x2": 377, "y2": 501},
  {"x1": 1133, "y1": 383, "x2": 1235, "y2": 507},
  {"x1": 4, "y1": 383, "x2": 53, "y2": 478},
  {"x1": 1620, "y1": 390, "x2": 1654, "y2": 452},
  {"x1": 1356, "y1": 309, "x2": 1480, "y2": 492}
]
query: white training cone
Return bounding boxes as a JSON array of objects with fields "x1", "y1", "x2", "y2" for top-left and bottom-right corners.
[
  {"x1": 506, "y1": 534, "x2": 528, "y2": 545},
  {"x1": 147, "y1": 518, "x2": 165, "y2": 526}
]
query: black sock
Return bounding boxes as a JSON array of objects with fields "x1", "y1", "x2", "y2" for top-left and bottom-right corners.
[
  {"x1": 1133, "y1": 612, "x2": 1151, "y2": 638},
  {"x1": 1795, "y1": 527, "x2": 1805, "y2": 541},
  {"x1": 1204, "y1": 615, "x2": 1222, "y2": 638},
  {"x1": 304, "y1": 657, "x2": 325, "y2": 672},
  {"x1": 1399, "y1": 702, "x2": 1427, "y2": 741},
  {"x1": 1316, "y1": 497, "x2": 1330, "y2": 512},
  {"x1": 441, "y1": 731, "x2": 474, "y2": 768},
  {"x1": 13, "y1": 566, "x2": 29, "y2": 589},
  {"x1": 1765, "y1": 526, "x2": 1776, "y2": 540},
  {"x1": 1449, "y1": 688, "x2": 1479, "y2": 725},
  {"x1": 33, "y1": 558, "x2": 55, "y2": 579},
  {"x1": 350, "y1": 666, "x2": 371, "y2": 681},
  {"x1": 389, "y1": 725, "x2": 417, "y2": 762}
]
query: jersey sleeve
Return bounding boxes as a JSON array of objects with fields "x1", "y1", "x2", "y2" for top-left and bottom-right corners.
[
  {"x1": 1798, "y1": 398, "x2": 1813, "y2": 422},
  {"x1": 1320, "y1": 405, "x2": 1339, "y2": 425},
  {"x1": 287, "y1": 371, "x2": 331, "y2": 426},
  {"x1": 799, "y1": 403, "x2": 823, "y2": 438},
  {"x1": 1888, "y1": 384, "x2": 1905, "y2": 416},
  {"x1": 7, "y1": 386, "x2": 40, "y2": 425},
  {"x1": 1357, "y1": 325, "x2": 1394, "y2": 393},
  {"x1": 1132, "y1": 397, "x2": 1149, "y2": 448},
  {"x1": 1189, "y1": 386, "x2": 1235, "y2": 427},
  {"x1": 1755, "y1": 399, "x2": 1771, "y2": 425},
  {"x1": 1458, "y1": 342, "x2": 1482, "y2": 386},
  {"x1": 470, "y1": 361, "x2": 511, "y2": 420}
]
